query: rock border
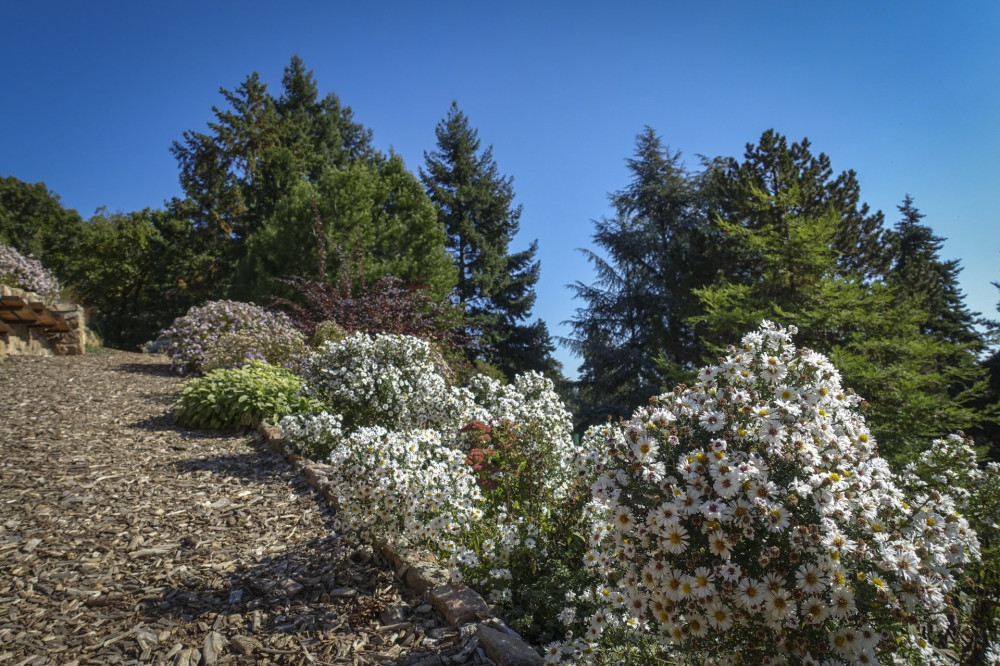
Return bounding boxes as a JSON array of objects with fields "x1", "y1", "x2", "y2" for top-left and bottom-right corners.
[{"x1": 256, "y1": 423, "x2": 544, "y2": 666}]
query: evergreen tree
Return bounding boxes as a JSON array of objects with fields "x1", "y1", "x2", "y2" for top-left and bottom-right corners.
[
  {"x1": 701, "y1": 129, "x2": 889, "y2": 281},
  {"x1": 421, "y1": 102, "x2": 557, "y2": 379},
  {"x1": 693, "y1": 191, "x2": 989, "y2": 462},
  {"x1": 887, "y1": 195, "x2": 981, "y2": 344},
  {"x1": 169, "y1": 56, "x2": 375, "y2": 296},
  {"x1": 237, "y1": 154, "x2": 456, "y2": 301},
  {"x1": 566, "y1": 128, "x2": 712, "y2": 424}
]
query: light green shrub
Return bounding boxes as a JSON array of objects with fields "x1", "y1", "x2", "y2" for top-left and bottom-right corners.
[{"x1": 173, "y1": 361, "x2": 323, "y2": 430}]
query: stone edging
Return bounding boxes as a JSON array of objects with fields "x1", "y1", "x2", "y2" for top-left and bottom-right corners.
[{"x1": 256, "y1": 423, "x2": 544, "y2": 666}]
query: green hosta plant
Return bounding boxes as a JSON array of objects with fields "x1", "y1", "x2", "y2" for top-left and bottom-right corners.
[{"x1": 174, "y1": 361, "x2": 323, "y2": 430}]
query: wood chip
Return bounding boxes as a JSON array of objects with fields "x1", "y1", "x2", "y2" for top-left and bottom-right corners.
[{"x1": 0, "y1": 351, "x2": 470, "y2": 665}]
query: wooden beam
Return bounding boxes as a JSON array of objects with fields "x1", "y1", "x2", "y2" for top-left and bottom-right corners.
[
  {"x1": 0, "y1": 303, "x2": 37, "y2": 323},
  {"x1": 1, "y1": 295, "x2": 26, "y2": 309},
  {"x1": 28, "y1": 303, "x2": 59, "y2": 327}
]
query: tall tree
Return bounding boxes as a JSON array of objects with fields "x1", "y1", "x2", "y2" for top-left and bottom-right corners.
[
  {"x1": 887, "y1": 195, "x2": 981, "y2": 344},
  {"x1": 693, "y1": 190, "x2": 989, "y2": 463},
  {"x1": 236, "y1": 154, "x2": 456, "y2": 301},
  {"x1": 169, "y1": 56, "x2": 375, "y2": 296},
  {"x1": 421, "y1": 102, "x2": 557, "y2": 379},
  {"x1": 0, "y1": 175, "x2": 87, "y2": 283},
  {"x1": 701, "y1": 129, "x2": 889, "y2": 281},
  {"x1": 72, "y1": 209, "x2": 213, "y2": 349},
  {"x1": 566, "y1": 128, "x2": 713, "y2": 424}
]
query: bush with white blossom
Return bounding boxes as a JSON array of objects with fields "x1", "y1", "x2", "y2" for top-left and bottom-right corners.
[
  {"x1": 299, "y1": 332, "x2": 472, "y2": 433},
  {"x1": 0, "y1": 243, "x2": 61, "y2": 300},
  {"x1": 281, "y1": 333, "x2": 597, "y2": 618},
  {"x1": 156, "y1": 300, "x2": 306, "y2": 375},
  {"x1": 549, "y1": 322, "x2": 980, "y2": 666}
]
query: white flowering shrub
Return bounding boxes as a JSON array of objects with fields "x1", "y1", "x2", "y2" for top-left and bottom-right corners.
[
  {"x1": 455, "y1": 372, "x2": 600, "y2": 614},
  {"x1": 323, "y1": 425, "x2": 486, "y2": 573},
  {"x1": 0, "y1": 243, "x2": 61, "y2": 300},
  {"x1": 551, "y1": 322, "x2": 980, "y2": 666},
  {"x1": 902, "y1": 436, "x2": 1000, "y2": 663},
  {"x1": 282, "y1": 332, "x2": 601, "y2": 628},
  {"x1": 300, "y1": 332, "x2": 471, "y2": 433},
  {"x1": 157, "y1": 300, "x2": 306, "y2": 375},
  {"x1": 278, "y1": 411, "x2": 345, "y2": 459},
  {"x1": 463, "y1": 372, "x2": 581, "y2": 498}
]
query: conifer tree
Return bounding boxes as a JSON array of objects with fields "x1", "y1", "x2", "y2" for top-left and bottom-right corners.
[
  {"x1": 702, "y1": 129, "x2": 889, "y2": 281},
  {"x1": 567, "y1": 128, "x2": 712, "y2": 424},
  {"x1": 888, "y1": 195, "x2": 980, "y2": 344},
  {"x1": 170, "y1": 57, "x2": 375, "y2": 296},
  {"x1": 421, "y1": 102, "x2": 557, "y2": 379},
  {"x1": 693, "y1": 191, "x2": 988, "y2": 462}
]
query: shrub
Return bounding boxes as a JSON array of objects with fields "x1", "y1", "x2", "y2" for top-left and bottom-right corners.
[
  {"x1": 173, "y1": 361, "x2": 322, "y2": 430},
  {"x1": 283, "y1": 338, "x2": 600, "y2": 643},
  {"x1": 157, "y1": 300, "x2": 306, "y2": 375},
  {"x1": 550, "y1": 322, "x2": 980, "y2": 665},
  {"x1": 903, "y1": 435, "x2": 1000, "y2": 663},
  {"x1": 299, "y1": 332, "x2": 470, "y2": 433},
  {"x1": 0, "y1": 243, "x2": 61, "y2": 300},
  {"x1": 322, "y1": 425, "x2": 485, "y2": 560}
]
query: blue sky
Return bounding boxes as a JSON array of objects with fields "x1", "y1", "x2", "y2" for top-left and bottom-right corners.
[{"x1": 3, "y1": 1, "x2": 998, "y2": 373}]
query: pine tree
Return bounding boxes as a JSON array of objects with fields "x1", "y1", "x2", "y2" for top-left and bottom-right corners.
[{"x1": 421, "y1": 102, "x2": 557, "y2": 379}]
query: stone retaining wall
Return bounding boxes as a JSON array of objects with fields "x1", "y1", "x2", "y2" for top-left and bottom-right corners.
[{"x1": 0, "y1": 285, "x2": 86, "y2": 356}]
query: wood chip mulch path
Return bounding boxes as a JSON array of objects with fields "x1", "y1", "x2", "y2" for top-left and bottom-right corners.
[{"x1": 0, "y1": 351, "x2": 485, "y2": 666}]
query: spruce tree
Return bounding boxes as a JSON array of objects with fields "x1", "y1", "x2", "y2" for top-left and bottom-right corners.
[
  {"x1": 888, "y1": 195, "x2": 981, "y2": 344},
  {"x1": 421, "y1": 102, "x2": 556, "y2": 379}
]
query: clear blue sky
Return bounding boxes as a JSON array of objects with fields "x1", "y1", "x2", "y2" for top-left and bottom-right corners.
[{"x1": 3, "y1": 1, "x2": 998, "y2": 374}]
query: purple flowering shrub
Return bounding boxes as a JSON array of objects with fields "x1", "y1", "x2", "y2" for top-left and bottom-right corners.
[
  {"x1": 0, "y1": 243, "x2": 62, "y2": 301},
  {"x1": 157, "y1": 300, "x2": 306, "y2": 375}
]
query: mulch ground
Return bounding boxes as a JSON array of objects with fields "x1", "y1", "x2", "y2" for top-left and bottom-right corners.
[{"x1": 0, "y1": 350, "x2": 484, "y2": 665}]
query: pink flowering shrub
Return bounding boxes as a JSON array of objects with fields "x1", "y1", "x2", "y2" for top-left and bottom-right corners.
[
  {"x1": 157, "y1": 300, "x2": 306, "y2": 375},
  {"x1": 551, "y1": 322, "x2": 980, "y2": 666},
  {"x1": 0, "y1": 243, "x2": 61, "y2": 300}
]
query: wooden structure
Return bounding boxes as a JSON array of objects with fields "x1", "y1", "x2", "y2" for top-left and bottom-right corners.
[{"x1": 0, "y1": 287, "x2": 85, "y2": 356}]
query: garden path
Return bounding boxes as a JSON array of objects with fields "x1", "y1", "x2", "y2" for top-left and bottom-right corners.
[{"x1": 0, "y1": 350, "x2": 481, "y2": 665}]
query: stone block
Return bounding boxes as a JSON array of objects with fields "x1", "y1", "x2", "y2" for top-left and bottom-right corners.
[
  {"x1": 429, "y1": 583, "x2": 490, "y2": 626},
  {"x1": 477, "y1": 625, "x2": 542, "y2": 666},
  {"x1": 405, "y1": 560, "x2": 452, "y2": 595}
]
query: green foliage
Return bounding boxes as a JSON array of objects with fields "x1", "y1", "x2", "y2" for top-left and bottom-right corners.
[
  {"x1": 460, "y1": 416, "x2": 591, "y2": 645},
  {"x1": 422, "y1": 102, "x2": 559, "y2": 381},
  {"x1": 692, "y1": 196, "x2": 988, "y2": 462},
  {"x1": 701, "y1": 128, "x2": 889, "y2": 280},
  {"x1": 310, "y1": 319, "x2": 348, "y2": 347},
  {"x1": 169, "y1": 56, "x2": 375, "y2": 295},
  {"x1": 0, "y1": 175, "x2": 87, "y2": 281},
  {"x1": 237, "y1": 155, "x2": 456, "y2": 301},
  {"x1": 173, "y1": 361, "x2": 322, "y2": 430},
  {"x1": 69, "y1": 209, "x2": 214, "y2": 349},
  {"x1": 567, "y1": 128, "x2": 713, "y2": 426}
]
